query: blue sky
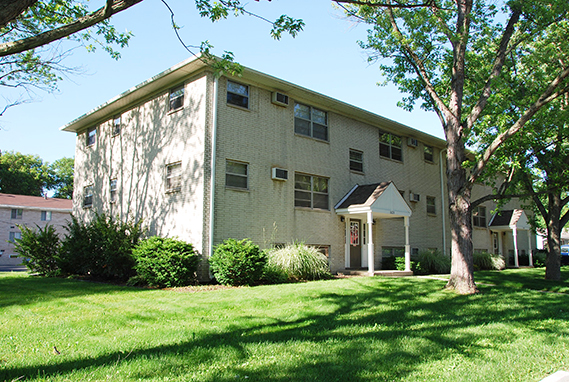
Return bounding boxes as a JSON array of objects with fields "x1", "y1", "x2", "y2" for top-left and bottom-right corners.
[{"x1": 1, "y1": 0, "x2": 442, "y2": 164}]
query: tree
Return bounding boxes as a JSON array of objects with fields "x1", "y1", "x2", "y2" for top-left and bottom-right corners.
[
  {"x1": 0, "y1": 0, "x2": 303, "y2": 115},
  {"x1": 50, "y1": 157, "x2": 74, "y2": 199},
  {"x1": 337, "y1": 0, "x2": 569, "y2": 293},
  {"x1": 0, "y1": 150, "x2": 53, "y2": 195}
]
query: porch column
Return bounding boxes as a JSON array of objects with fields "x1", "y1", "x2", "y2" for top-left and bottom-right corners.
[
  {"x1": 404, "y1": 216, "x2": 411, "y2": 272},
  {"x1": 344, "y1": 218, "x2": 350, "y2": 269},
  {"x1": 367, "y1": 211, "x2": 375, "y2": 275},
  {"x1": 498, "y1": 231, "x2": 504, "y2": 257},
  {"x1": 513, "y1": 226, "x2": 519, "y2": 268},
  {"x1": 528, "y1": 230, "x2": 533, "y2": 267}
]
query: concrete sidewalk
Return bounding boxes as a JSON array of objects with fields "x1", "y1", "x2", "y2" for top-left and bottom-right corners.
[{"x1": 0, "y1": 265, "x2": 28, "y2": 272}]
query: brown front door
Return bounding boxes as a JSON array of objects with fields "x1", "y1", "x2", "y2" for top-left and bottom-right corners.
[{"x1": 349, "y1": 219, "x2": 362, "y2": 268}]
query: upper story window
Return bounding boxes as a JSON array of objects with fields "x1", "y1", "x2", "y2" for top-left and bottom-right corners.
[
  {"x1": 349, "y1": 149, "x2": 363, "y2": 173},
  {"x1": 424, "y1": 145, "x2": 434, "y2": 162},
  {"x1": 294, "y1": 103, "x2": 328, "y2": 141},
  {"x1": 166, "y1": 162, "x2": 182, "y2": 192},
  {"x1": 9, "y1": 232, "x2": 21, "y2": 242},
  {"x1": 426, "y1": 196, "x2": 436, "y2": 215},
  {"x1": 41, "y1": 211, "x2": 52, "y2": 221},
  {"x1": 473, "y1": 206, "x2": 487, "y2": 227},
  {"x1": 379, "y1": 131, "x2": 402, "y2": 161},
  {"x1": 83, "y1": 185, "x2": 93, "y2": 208},
  {"x1": 169, "y1": 85, "x2": 184, "y2": 111},
  {"x1": 294, "y1": 173, "x2": 329, "y2": 210},
  {"x1": 227, "y1": 81, "x2": 249, "y2": 109},
  {"x1": 112, "y1": 115, "x2": 121, "y2": 136},
  {"x1": 86, "y1": 126, "x2": 97, "y2": 147},
  {"x1": 11, "y1": 208, "x2": 22, "y2": 219},
  {"x1": 226, "y1": 160, "x2": 249, "y2": 190},
  {"x1": 110, "y1": 178, "x2": 118, "y2": 203}
]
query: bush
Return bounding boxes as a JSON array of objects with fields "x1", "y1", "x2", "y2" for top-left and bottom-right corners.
[
  {"x1": 416, "y1": 250, "x2": 451, "y2": 274},
  {"x1": 533, "y1": 250, "x2": 546, "y2": 268},
  {"x1": 131, "y1": 237, "x2": 200, "y2": 287},
  {"x1": 260, "y1": 263, "x2": 289, "y2": 285},
  {"x1": 59, "y1": 214, "x2": 144, "y2": 282},
  {"x1": 266, "y1": 243, "x2": 332, "y2": 282},
  {"x1": 13, "y1": 224, "x2": 61, "y2": 275},
  {"x1": 209, "y1": 239, "x2": 266, "y2": 286},
  {"x1": 473, "y1": 251, "x2": 506, "y2": 271}
]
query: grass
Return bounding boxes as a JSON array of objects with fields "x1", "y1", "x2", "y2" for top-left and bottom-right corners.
[{"x1": 1, "y1": 268, "x2": 569, "y2": 381}]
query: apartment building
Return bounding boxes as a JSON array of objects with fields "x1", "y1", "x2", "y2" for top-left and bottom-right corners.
[
  {"x1": 61, "y1": 56, "x2": 535, "y2": 277},
  {"x1": 0, "y1": 193, "x2": 72, "y2": 266}
]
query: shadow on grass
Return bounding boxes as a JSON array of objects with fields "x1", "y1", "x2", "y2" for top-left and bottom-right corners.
[
  {"x1": 0, "y1": 273, "x2": 146, "y2": 309},
  {"x1": 475, "y1": 266, "x2": 569, "y2": 293},
  {"x1": 2, "y1": 276, "x2": 569, "y2": 381}
]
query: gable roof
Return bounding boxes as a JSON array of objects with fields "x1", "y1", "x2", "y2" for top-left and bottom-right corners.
[
  {"x1": 0, "y1": 193, "x2": 72, "y2": 211},
  {"x1": 488, "y1": 209, "x2": 530, "y2": 231},
  {"x1": 335, "y1": 182, "x2": 412, "y2": 218}
]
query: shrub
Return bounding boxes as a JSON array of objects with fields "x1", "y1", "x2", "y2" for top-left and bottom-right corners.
[
  {"x1": 13, "y1": 224, "x2": 61, "y2": 275},
  {"x1": 473, "y1": 251, "x2": 506, "y2": 271},
  {"x1": 131, "y1": 237, "x2": 200, "y2": 287},
  {"x1": 260, "y1": 263, "x2": 289, "y2": 285},
  {"x1": 533, "y1": 251, "x2": 546, "y2": 268},
  {"x1": 381, "y1": 256, "x2": 397, "y2": 270},
  {"x1": 266, "y1": 243, "x2": 332, "y2": 282},
  {"x1": 209, "y1": 239, "x2": 266, "y2": 286},
  {"x1": 59, "y1": 214, "x2": 144, "y2": 281},
  {"x1": 416, "y1": 250, "x2": 451, "y2": 274}
]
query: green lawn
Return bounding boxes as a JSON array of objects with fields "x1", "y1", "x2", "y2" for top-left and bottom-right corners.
[{"x1": 1, "y1": 268, "x2": 569, "y2": 382}]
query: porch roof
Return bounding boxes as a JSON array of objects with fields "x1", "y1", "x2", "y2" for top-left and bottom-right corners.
[
  {"x1": 334, "y1": 182, "x2": 412, "y2": 219},
  {"x1": 488, "y1": 209, "x2": 531, "y2": 231}
]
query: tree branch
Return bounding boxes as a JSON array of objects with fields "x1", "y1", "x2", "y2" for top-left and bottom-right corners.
[
  {"x1": 335, "y1": 0, "x2": 440, "y2": 9},
  {"x1": 468, "y1": 67, "x2": 569, "y2": 186},
  {"x1": 465, "y1": 7, "x2": 521, "y2": 130},
  {"x1": 0, "y1": 0, "x2": 143, "y2": 57},
  {"x1": 0, "y1": 0, "x2": 38, "y2": 29}
]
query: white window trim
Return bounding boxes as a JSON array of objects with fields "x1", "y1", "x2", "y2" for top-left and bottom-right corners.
[
  {"x1": 294, "y1": 103, "x2": 329, "y2": 142},
  {"x1": 225, "y1": 160, "x2": 249, "y2": 190},
  {"x1": 165, "y1": 162, "x2": 182, "y2": 193},
  {"x1": 226, "y1": 80, "x2": 250, "y2": 109}
]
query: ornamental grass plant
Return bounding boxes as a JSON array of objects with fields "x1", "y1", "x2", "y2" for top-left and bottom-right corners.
[{"x1": 266, "y1": 242, "x2": 332, "y2": 281}]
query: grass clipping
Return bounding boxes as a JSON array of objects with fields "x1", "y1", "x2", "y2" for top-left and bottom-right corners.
[{"x1": 266, "y1": 243, "x2": 332, "y2": 281}]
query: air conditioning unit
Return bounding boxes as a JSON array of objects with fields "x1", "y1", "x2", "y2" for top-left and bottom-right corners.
[
  {"x1": 408, "y1": 138, "x2": 418, "y2": 148},
  {"x1": 272, "y1": 167, "x2": 288, "y2": 181},
  {"x1": 271, "y1": 92, "x2": 289, "y2": 107},
  {"x1": 409, "y1": 193, "x2": 420, "y2": 202}
]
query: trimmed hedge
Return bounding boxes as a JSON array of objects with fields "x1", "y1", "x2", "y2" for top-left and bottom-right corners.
[
  {"x1": 209, "y1": 239, "x2": 266, "y2": 286},
  {"x1": 131, "y1": 236, "x2": 200, "y2": 287}
]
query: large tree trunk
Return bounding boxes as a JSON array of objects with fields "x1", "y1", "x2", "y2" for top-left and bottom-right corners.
[
  {"x1": 444, "y1": 121, "x2": 478, "y2": 294},
  {"x1": 545, "y1": 193, "x2": 562, "y2": 280}
]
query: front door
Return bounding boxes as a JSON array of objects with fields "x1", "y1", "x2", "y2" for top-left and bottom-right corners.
[{"x1": 349, "y1": 219, "x2": 362, "y2": 268}]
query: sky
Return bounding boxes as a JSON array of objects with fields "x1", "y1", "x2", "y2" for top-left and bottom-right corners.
[{"x1": 0, "y1": 0, "x2": 443, "y2": 164}]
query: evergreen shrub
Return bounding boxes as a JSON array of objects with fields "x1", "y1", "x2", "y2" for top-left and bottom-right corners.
[
  {"x1": 13, "y1": 224, "x2": 61, "y2": 275},
  {"x1": 209, "y1": 239, "x2": 266, "y2": 286},
  {"x1": 131, "y1": 237, "x2": 200, "y2": 287}
]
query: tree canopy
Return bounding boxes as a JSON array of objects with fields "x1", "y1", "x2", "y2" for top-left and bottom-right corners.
[{"x1": 337, "y1": 0, "x2": 569, "y2": 291}]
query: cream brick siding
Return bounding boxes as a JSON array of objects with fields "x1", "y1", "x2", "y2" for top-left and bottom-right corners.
[
  {"x1": 65, "y1": 57, "x2": 536, "y2": 278},
  {"x1": 73, "y1": 73, "x2": 211, "y2": 263},
  {"x1": 0, "y1": 197, "x2": 71, "y2": 266}
]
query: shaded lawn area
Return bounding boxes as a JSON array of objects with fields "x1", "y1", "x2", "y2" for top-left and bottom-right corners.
[{"x1": 1, "y1": 268, "x2": 568, "y2": 381}]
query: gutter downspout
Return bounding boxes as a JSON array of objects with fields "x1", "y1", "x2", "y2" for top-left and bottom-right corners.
[
  {"x1": 439, "y1": 148, "x2": 447, "y2": 257},
  {"x1": 209, "y1": 76, "x2": 219, "y2": 259}
]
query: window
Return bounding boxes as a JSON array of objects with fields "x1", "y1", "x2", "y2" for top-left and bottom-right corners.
[
  {"x1": 226, "y1": 160, "x2": 248, "y2": 190},
  {"x1": 473, "y1": 206, "x2": 487, "y2": 227},
  {"x1": 169, "y1": 85, "x2": 184, "y2": 111},
  {"x1": 379, "y1": 131, "x2": 402, "y2": 161},
  {"x1": 110, "y1": 179, "x2": 118, "y2": 203},
  {"x1": 40, "y1": 211, "x2": 52, "y2": 221},
  {"x1": 86, "y1": 126, "x2": 97, "y2": 146},
  {"x1": 382, "y1": 247, "x2": 405, "y2": 257},
  {"x1": 227, "y1": 81, "x2": 249, "y2": 108},
  {"x1": 424, "y1": 145, "x2": 434, "y2": 162},
  {"x1": 349, "y1": 149, "x2": 363, "y2": 172},
  {"x1": 11, "y1": 209, "x2": 22, "y2": 219},
  {"x1": 294, "y1": 173, "x2": 329, "y2": 210},
  {"x1": 112, "y1": 115, "x2": 121, "y2": 136},
  {"x1": 83, "y1": 185, "x2": 93, "y2": 207},
  {"x1": 166, "y1": 162, "x2": 182, "y2": 192},
  {"x1": 9, "y1": 232, "x2": 21, "y2": 242},
  {"x1": 294, "y1": 103, "x2": 328, "y2": 141},
  {"x1": 426, "y1": 196, "x2": 436, "y2": 215}
]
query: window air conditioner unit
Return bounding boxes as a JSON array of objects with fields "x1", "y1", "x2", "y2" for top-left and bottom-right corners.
[
  {"x1": 271, "y1": 92, "x2": 289, "y2": 107},
  {"x1": 409, "y1": 193, "x2": 420, "y2": 202},
  {"x1": 408, "y1": 138, "x2": 418, "y2": 148},
  {"x1": 272, "y1": 167, "x2": 288, "y2": 181}
]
